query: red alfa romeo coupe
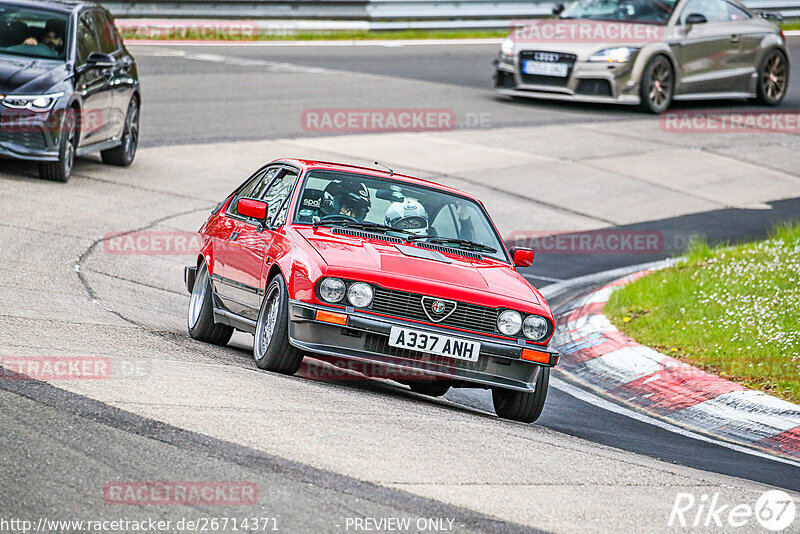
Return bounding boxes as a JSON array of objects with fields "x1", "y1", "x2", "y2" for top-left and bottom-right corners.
[{"x1": 185, "y1": 159, "x2": 558, "y2": 422}]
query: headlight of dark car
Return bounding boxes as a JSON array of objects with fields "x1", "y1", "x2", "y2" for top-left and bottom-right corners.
[{"x1": 0, "y1": 92, "x2": 64, "y2": 112}]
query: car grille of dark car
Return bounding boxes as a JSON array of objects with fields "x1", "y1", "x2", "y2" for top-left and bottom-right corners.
[
  {"x1": 518, "y1": 51, "x2": 577, "y2": 87},
  {"x1": 371, "y1": 287, "x2": 499, "y2": 334},
  {"x1": 576, "y1": 79, "x2": 613, "y2": 97},
  {"x1": 363, "y1": 333, "x2": 489, "y2": 372},
  {"x1": 0, "y1": 130, "x2": 47, "y2": 151}
]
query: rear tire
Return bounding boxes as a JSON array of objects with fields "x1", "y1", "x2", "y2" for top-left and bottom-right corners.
[
  {"x1": 752, "y1": 49, "x2": 788, "y2": 106},
  {"x1": 639, "y1": 55, "x2": 674, "y2": 114},
  {"x1": 253, "y1": 274, "x2": 304, "y2": 374},
  {"x1": 492, "y1": 367, "x2": 549, "y2": 423},
  {"x1": 408, "y1": 381, "x2": 451, "y2": 397},
  {"x1": 187, "y1": 262, "x2": 233, "y2": 345},
  {"x1": 38, "y1": 107, "x2": 76, "y2": 182},
  {"x1": 101, "y1": 97, "x2": 139, "y2": 167}
]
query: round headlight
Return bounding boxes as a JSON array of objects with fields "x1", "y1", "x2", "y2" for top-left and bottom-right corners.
[
  {"x1": 347, "y1": 282, "x2": 373, "y2": 308},
  {"x1": 319, "y1": 277, "x2": 346, "y2": 303},
  {"x1": 497, "y1": 310, "x2": 522, "y2": 336},
  {"x1": 523, "y1": 315, "x2": 550, "y2": 341}
]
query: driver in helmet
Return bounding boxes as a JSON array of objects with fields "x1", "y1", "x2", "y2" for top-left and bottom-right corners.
[
  {"x1": 319, "y1": 180, "x2": 371, "y2": 222},
  {"x1": 385, "y1": 199, "x2": 429, "y2": 235}
]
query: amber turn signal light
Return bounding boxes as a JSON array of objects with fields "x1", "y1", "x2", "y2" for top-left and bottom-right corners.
[
  {"x1": 521, "y1": 348, "x2": 552, "y2": 365},
  {"x1": 315, "y1": 310, "x2": 348, "y2": 326}
]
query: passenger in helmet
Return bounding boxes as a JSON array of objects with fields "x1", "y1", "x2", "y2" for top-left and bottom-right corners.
[
  {"x1": 320, "y1": 180, "x2": 371, "y2": 222},
  {"x1": 385, "y1": 199, "x2": 428, "y2": 235}
]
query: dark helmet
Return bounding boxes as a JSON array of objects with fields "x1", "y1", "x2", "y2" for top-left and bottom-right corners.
[{"x1": 320, "y1": 180, "x2": 371, "y2": 221}]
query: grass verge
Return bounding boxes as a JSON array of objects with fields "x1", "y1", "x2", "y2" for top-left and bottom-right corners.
[
  {"x1": 119, "y1": 28, "x2": 508, "y2": 42},
  {"x1": 605, "y1": 223, "x2": 800, "y2": 404}
]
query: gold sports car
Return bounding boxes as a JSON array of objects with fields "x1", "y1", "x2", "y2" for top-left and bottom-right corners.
[{"x1": 494, "y1": 0, "x2": 789, "y2": 112}]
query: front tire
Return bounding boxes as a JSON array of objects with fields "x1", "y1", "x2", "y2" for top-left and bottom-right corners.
[
  {"x1": 253, "y1": 274, "x2": 303, "y2": 374},
  {"x1": 492, "y1": 367, "x2": 549, "y2": 423},
  {"x1": 101, "y1": 97, "x2": 139, "y2": 167},
  {"x1": 639, "y1": 55, "x2": 674, "y2": 114},
  {"x1": 188, "y1": 262, "x2": 233, "y2": 345},
  {"x1": 38, "y1": 107, "x2": 76, "y2": 182},
  {"x1": 753, "y1": 49, "x2": 788, "y2": 106}
]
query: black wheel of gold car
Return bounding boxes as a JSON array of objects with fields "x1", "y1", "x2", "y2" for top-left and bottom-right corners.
[
  {"x1": 254, "y1": 274, "x2": 304, "y2": 374},
  {"x1": 753, "y1": 49, "x2": 788, "y2": 106},
  {"x1": 639, "y1": 55, "x2": 674, "y2": 114},
  {"x1": 492, "y1": 367, "x2": 549, "y2": 423}
]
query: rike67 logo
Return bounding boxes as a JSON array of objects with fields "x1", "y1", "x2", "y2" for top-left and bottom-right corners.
[{"x1": 669, "y1": 490, "x2": 796, "y2": 531}]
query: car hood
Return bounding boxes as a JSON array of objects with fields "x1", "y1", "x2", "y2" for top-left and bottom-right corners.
[
  {"x1": 0, "y1": 54, "x2": 68, "y2": 95},
  {"x1": 298, "y1": 228, "x2": 545, "y2": 310}
]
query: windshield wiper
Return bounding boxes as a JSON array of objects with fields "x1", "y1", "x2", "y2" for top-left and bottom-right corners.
[{"x1": 405, "y1": 235, "x2": 497, "y2": 253}]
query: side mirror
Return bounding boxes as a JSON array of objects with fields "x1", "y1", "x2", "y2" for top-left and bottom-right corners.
[
  {"x1": 86, "y1": 52, "x2": 115, "y2": 69},
  {"x1": 237, "y1": 198, "x2": 269, "y2": 228},
  {"x1": 552, "y1": 3, "x2": 565, "y2": 15},
  {"x1": 684, "y1": 13, "x2": 708, "y2": 24},
  {"x1": 510, "y1": 247, "x2": 535, "y2": 268}
]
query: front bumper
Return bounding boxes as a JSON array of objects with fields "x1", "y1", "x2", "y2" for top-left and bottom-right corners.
[
  {"x1": 0, "y1": 109, "x2": 61, "y2": 162},
  {"x1": 289, "y1": 300, "x2": 559, "y2": 392},
  {"x1": 494, "y1": 56, "x2": 641, "y2": 105}
]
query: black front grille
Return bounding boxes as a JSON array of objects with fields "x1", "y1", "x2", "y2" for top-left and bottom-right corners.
[
  {"x1": 576, "y1": 78, "x2": 613, "y2": 97},
  {"x1": 0, "y1": 130, "x2": 47, "y2": 151},
  {"x1": 518, "y1": 51, "x2": 577, "y2": 87},
  {"x1": 364, "y1": 333, "x2": 488, "y2": 372},
  {"x1": 371, "y1": 287, "x2": 499, "y2": 335}
]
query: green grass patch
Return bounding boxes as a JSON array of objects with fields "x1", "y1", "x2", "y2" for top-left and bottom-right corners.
[
  {"x1": 606, "y1": 223, "x2": 800, "y2": 404},
  {"x1": 120, "y1": 28, "x2": 508, "y2": 42}
]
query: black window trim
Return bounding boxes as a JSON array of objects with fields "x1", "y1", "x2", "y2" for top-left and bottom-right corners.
[{"x1": 225, "y1": 163, "x2": 302, "y2": 229}]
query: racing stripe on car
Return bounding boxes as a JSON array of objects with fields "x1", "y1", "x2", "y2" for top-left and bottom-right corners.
[{"x1": 554, "y1": 269, "x2": 800, "y2": 461}]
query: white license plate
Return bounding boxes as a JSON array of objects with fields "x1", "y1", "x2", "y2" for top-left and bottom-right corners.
[
  {"x1": 388, "y1": 326, "x2": 480, "y2": 362},
  {"x1": 523, "y1": 60, "x2": 568, "y2": 77}
]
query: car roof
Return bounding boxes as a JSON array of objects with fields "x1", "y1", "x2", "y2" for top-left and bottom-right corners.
[
  {"x1": 0, "y1": 0, "x2": 92, "y2": 14},
  {"x1": 275, "y1": 159, "x2": 480, "y2": 201}
]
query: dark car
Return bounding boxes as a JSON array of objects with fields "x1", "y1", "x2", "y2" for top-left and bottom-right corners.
[{"x1": 0, "y1": 0, "x2": 140, "y2": 182}]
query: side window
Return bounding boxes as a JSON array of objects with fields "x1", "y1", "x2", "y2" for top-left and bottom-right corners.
[
  {"x1": 679, "y1": 0, "x2": 730, "y2": 23},
  {"x1": 227, "y1": 166, "x2": 280, "y2": 218},
  {"x1": 263, "y1": 171, "x2": 300, "y2": 226},
  {"x1": 76, "y1": 14, "x2": 100, "y2": 64},
  {"x1": 93, "y1": 11, "x2": 120, "y2": 54},
  {"x1": 726, "y1": 2, "x2": 750, "y2": 20}
]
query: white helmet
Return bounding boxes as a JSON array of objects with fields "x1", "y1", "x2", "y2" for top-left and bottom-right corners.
[{"x1": 385, "y1": 199, "x2": 428, "y2": 235}]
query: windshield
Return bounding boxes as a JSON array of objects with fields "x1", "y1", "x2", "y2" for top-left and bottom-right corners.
[
  {"x1": 0, "y1": 4, "x2": 69, "y2": 60},
  {"x1": 294, "y1": 170, "x2": 509, "y2": 262},
  {"x1": 561, "y1": 0, "x2": 677, "y2": 23}
]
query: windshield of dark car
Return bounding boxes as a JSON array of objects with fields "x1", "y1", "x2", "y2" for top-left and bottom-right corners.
[
  {"x1": 561, "y1": 0, "x2": 678, "y2": 23},
  {"x1": 294, "y1": 170, "x2": 509, "y2": 262},
  {"x1": 0, "y1": 4, "x2": 69, "y2": 60}
]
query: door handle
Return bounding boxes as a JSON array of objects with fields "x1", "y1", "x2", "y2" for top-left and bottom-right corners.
[
  {"x1": 229, "y1": 231, "x2": 240, "y2": 241},
  {"x1": 730, "y1": 34, "x2": 740, "y2": 43}
]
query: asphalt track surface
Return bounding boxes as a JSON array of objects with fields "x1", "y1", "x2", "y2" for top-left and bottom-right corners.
[{"x1": 2, "y1": 37, "x2": 800, "y2": 532}]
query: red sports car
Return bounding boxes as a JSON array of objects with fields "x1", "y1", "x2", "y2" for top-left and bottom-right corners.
[{"x1": 185, "y1": 159, "x2": 558, "y2": 422}]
